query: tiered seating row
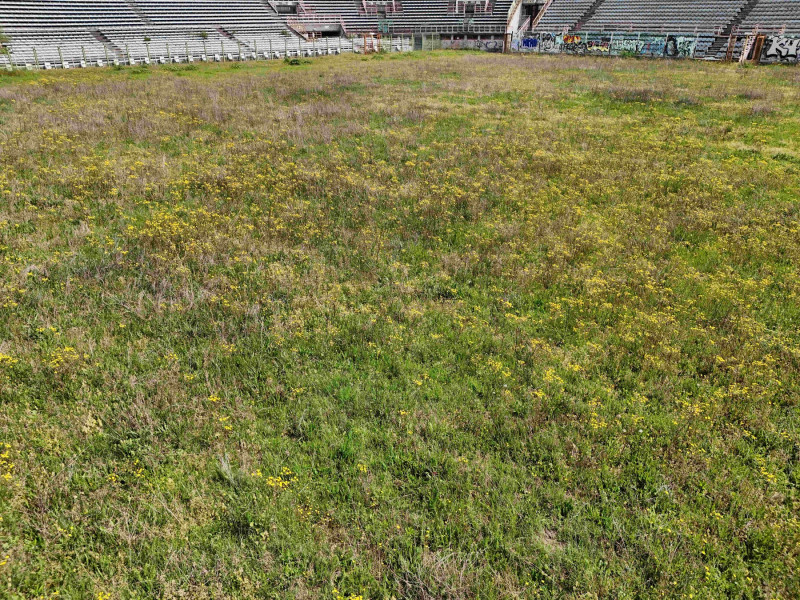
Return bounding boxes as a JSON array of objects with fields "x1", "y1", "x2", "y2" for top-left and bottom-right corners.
[
  {"x1": 0, "y1": 0, "x2": 143, "y2": 28},
  {"x1": 1, "y1": 29, "x2": 109, "y2": 65},
  {"x1": 305, "y1": 0, "x2": 514, "y2": 32},
  {"x1": 134, "y1": 0, "x2": 283, "y2": 27},
  {"x1": 0, "y1": 0, "x2": 514, "y2": 34},
  {"x1": 740, "y1": 0, "x2": 800, "y2": 34},
  {"x1": 532, "y1": 0, "x2": 800, "y2": 35},
  {"x1": 584, "y1": 0, "x2": 749, "y2": 32},
  {"x1": 0, "y1": 35, "x2": 365, "y2": 68},
  {"x1": 534, "y1": 0, "x2": 595, "y2": 31}
]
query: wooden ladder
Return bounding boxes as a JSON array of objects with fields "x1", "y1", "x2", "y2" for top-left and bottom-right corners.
[
  {"x1": 725, "y1": 34, "x2": 737, "y2": 61},
  {"x1": 739, "y1": 34, "x2": 755, "y2": 63}
]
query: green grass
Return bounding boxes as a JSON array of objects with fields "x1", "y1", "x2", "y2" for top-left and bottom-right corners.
[{"x1": 0, "y1": 52, "x2": 799, "y2": 599}]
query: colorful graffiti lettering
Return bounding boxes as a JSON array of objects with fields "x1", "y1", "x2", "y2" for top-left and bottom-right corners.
[
  {"x1": 538, "y1": 32, "x2": 559, "y2": 53},
  {"x1": 441, "y1": 38, "x2": 502, "y2": 52},
  {"x1": 513, "y1": 31, "x2": 800, "y2": 63},
  {"x1": 763, "y1": 37, "x2": 800, "y2": 62},
  {"x1": 664, "y1": 35, "x2": 696, "y2": 58},
  {"x1": 587, "y1": 39, "x2": 611, "y2": 53},
  {"x1": 611, "y1": 38, "x2": 644, "y2": 54}
]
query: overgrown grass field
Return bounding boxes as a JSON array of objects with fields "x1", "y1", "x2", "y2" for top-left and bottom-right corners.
[{"x1": 1, "y1": 52, "x2": 799, "y2": 599}]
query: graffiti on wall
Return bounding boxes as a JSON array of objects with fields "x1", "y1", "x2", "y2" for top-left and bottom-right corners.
[
  {"x1": 762, "y1": 37, "x2": 800, "y2": 62},
  {"x1": 538, "y1": 32, "x2": 560, "y2": 53},
  {"x1": 665, "y1": 35, "x2": 697, "y2": 58},
  {"x1": 609, "y1": 38, "x2": 644, "y2": 54},
  {"x1": 514, "y1": 31, "x2": 798, "y2": 64},
  {"x1": 517, "y1": 32, "x2": 697, "y2": 58},
  {"x1": 587, "y1": 38, "x2": 611, "y2": 54},
  {"x1": 441, "y1": 38, "x2": 502, "y2": 52},
  {"x1": 560, "y1": 34, "x2": 585, "y2": 54},
  {"x1": 623, "y1": 35, "x2": 669, "y2": 57}
]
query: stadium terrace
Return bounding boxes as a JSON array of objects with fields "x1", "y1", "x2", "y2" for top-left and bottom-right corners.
[{"x1": 1, "y1": 0, "x2": 799, "y2": 67}]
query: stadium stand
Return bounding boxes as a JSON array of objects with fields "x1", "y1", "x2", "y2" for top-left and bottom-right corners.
[
  {"x1": 532, "y1": 0, "x2": 752, "y2": 33},
  {"x1": 303, "y1": 0, "x2": 512, "y2": 33},
  {"x1": 133, "y1": 0, "x2": 280, "y2": 28},
  {"x1": 740, "y1": 0, "x2": 800, "y2": 33},
  {"x1": 0, "y1": 0, "x2": 508, "y2": 67},
  {"x1": 0, "y1": 0, "x2": 143, "y2": 29},
  {"x1": 0, "y1": 29, "x2": 109, "y2": 67},
  {"x1": 582, "y1": 0, "x2": 750, "y2": 33},
  {"x1": 531, "y1": 0, "x2": 799, "y2": 35},
  {"x1": 0, "y1": 0, "x2": 797, "y2": 67},
  {"x1": 533, "y1": 0, "x2": 595, "y2": 32}
]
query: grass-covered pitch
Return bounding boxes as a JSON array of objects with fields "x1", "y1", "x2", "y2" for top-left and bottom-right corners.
[{"x1": 0, "y1": 52, "x2": 799, "y2": 599}]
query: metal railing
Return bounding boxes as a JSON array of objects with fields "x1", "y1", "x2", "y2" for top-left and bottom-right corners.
[{"x1": 0, "y1": 33, "x2": 445, "y2": 70}]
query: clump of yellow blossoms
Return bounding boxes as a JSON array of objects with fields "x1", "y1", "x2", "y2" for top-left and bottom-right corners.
[{"x1": 251, "y1": 466, "x2": 298, "y2": 489}]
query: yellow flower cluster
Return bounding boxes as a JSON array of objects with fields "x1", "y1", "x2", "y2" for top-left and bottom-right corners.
[
  {"x1": 251, "y1": 466, "x2": 298, "y2": 489},
  {"x1": 0, "y1": 443, "x2": 14, "y2": 482},
  {"x1": 47, "y1": 346, "x2": 82, "y2": 372},
  {"x1": 332, "y1": 590, "x2": 364, "y2": 600},
  {"x1": 0, "y1": 352, "x2": 18, "y2": 385}
]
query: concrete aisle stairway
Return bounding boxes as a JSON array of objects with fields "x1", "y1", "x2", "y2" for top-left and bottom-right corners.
[
  {"x1": 574, "y1": 0, "x2": 607, "y2": 30},
  {"x1": 707, "y1": 0, "x2": 762, "y2": 58},
  {"x1": 124, "y1": 0, "x2": 153, "y2": 24},
  {"x1": 91, "y1": 29, "x2": 125, "y2": 59}
]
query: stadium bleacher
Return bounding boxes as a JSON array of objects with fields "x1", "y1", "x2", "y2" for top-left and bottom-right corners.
[
  {"x1": 0, "y1": 0, "x2": 797, "y2": 67},
  {"x1": 582, "y1": 0, "x2": 750, "y2": 33},
  {"x1": 531, "y1": 0, "x2": 799, "y2": 35},
  {"x1": 303, "y1": 0, "x2": 512, "y2": 33},
  {"x1": 0, "y1": 0, "x2": 509, "y2": 67},
  {"x1": 739, "y1": 0, "x2": 800, "y2": 33},
  {"x1": 533, "y1": 0, "x2": 595, "y2": 31},
  {"x1": 133, "y1": 0, "x2": 281, "y2": 28},
  {"x1": 0, "y1": 0, "x2": 143, "y2": 29}
]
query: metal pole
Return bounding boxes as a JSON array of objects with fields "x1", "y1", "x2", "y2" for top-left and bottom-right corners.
[
  {"x1": 104, "y1": 45, "x2": 109, "y2": 65},
  {"x1": 57, "y1": 46, "x2": 64, "y2": 66},
  {"x1": 33, "y1": 47, "x2": 39, "y2": 69},
  {"x1": 185, "y1": 41, "x2": 189, "y2": 61},
  {"x1": 166, "y1": 42, "x2": 171, "y2": 62}
]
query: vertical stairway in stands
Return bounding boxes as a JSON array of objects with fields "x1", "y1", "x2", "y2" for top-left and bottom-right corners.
[
  {"x1": 529, "y1": 0, "x2": 554, "y2": 30},
  {"x1": 574, "y1": 0, "x2": 608, "y2": 31},
  {"x1": 123, "y1": 0, "x2": 153, "y2": 25},
  {"x1": 707, "y1": 0, "x2": 762, "y2": 58},
  {"x1": 91, "y1": 30, "x2": 125, "y2": 60},
  {"x1": 258, "y1": 0, "x2": 280, "y2": 12},
  {"x1": 216, "y1": 27, "x2": 257, "y2": 53}
]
